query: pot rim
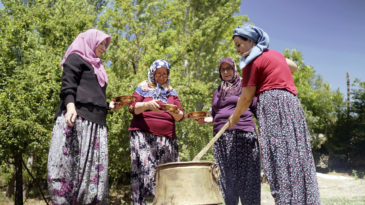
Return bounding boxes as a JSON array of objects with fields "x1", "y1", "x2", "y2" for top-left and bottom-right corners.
[{"x1": 155, "y1": 161, "x2": 216, "y2": 170}]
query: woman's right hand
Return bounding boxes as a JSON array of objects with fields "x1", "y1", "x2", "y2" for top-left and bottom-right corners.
[
  {"x1": 144, "y1": 100, "x2": 161, "y2": 113},
  {"x1": 195, "y1": 118, "x2": 206, "y2": 125},
  {"x1": 65, "y1": 103, "x2": 77, "y2": 127}
]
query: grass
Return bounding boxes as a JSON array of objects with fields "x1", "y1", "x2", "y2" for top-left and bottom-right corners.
[
  {"x1": 321, "y1": 196, "x2": 365, "y2": 205},
  {"x1": 1, "y1": 170, "x2": 365, "y2": 205}
]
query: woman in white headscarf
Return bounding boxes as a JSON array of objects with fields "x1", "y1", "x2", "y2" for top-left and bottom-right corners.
[{"x1": 127, "y1": 59, "x2": 184, "y2": 204}]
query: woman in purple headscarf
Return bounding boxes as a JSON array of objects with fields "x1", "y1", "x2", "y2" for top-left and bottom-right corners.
[
  {"x1": 47, "y1": 29, "x2": 116, "y2": 204},
  {"x1": 196, "y1": 58, "x2": 261, "y2": 205}
]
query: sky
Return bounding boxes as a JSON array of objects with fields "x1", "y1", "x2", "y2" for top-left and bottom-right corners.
[
  {"x1": 238, "y1": 0, "x2": 365, "y2": 96},
  {"x1": 1, "y1": 0, "x2": 364, "y2": 96}
]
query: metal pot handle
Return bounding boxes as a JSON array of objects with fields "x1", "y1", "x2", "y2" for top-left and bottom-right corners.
[
  {"x1": 210, "y1": 163, "x2": 221, "y2": 181},
  {"x1": 153, "y1": 171, "x2": 156, "y2": 181}
]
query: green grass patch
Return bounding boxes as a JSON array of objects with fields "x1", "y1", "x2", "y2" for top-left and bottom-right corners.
[{"x1": 321, "y1": 196, "x2": 365, "y2": 205}]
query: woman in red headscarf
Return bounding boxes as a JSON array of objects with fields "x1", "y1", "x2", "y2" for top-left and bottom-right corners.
[{"x1": 47, "y1": 29, "x2": 116, "y2": 204}]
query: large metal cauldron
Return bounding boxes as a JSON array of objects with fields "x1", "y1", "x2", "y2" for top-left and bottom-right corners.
[{"x1": 153, "y1": 161, "x2": 223, "y2": 205}]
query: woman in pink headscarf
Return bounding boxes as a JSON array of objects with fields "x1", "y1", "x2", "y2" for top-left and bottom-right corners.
[{"x1": 47, "y1": 29, "x2": 116, "y2": 204}]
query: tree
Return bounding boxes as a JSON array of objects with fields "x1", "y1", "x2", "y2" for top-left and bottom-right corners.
[
  {"x1": 96, "y1": 0, "x2": 246, "y2": 185},
  {"x1": 284, "y1": 49, "x2": 345, "y2": 136},
  {"x1": 327, "y1": 78, "x2": 365, "y2": 159},
  {"x1": 1, "y1": 0, "x2": 248, "y2": 200},
  {"x1": 0, "y1": 0, "x2": 101, "y2": 203}
]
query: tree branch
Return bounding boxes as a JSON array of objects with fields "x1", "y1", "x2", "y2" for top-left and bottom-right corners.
[{"x1": 21, "y1": 159, "x2": 49, "y2": 205}]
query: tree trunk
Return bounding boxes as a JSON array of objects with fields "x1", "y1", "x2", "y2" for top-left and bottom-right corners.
[
  {"x1": 184, "y1": 0, "x2": 190, "y2": 35},
  {"x1": 347, "y1": 72, "x2": 350, "y2": 117},
  {"x1": 14, "y1": 152, "x2": 23, "y2": 205},
  {"x1": 23, "y1": 153, "x2": 34, "y2": 199},
  {"x1": 6, "y1": 174, "x2": 16, "y2": 199}
]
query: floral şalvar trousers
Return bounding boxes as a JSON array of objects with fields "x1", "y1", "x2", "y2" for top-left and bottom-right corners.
[
  {"x1": 214, "y1": 130, "x2": 261, "y2": 205},
  {"x1": 47, "y1": 113, "x2": 108, "y2": 205},
  {"x1": 258, "y1": 89, "x2": 320, "y2": 204},
  {"x1": 129, "y1": 130, "x2": 179, "y2": 205}
]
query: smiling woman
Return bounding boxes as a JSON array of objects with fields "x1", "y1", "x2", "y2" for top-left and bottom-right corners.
[
  {"x1": 127, "y1": 59, "x2": 185, "y2": 204},
  {"x1": 196, "y1": 58, "x2": 260, "y2": 205},
  {"x1": 219, "y1": 62, "x2": 234, "y2": 81},
  {"x1": 95, "y1": 40, "x2": 107, "y2": 58},
  {"x1": 47, "y1": 29, "x2": 116, "y2": 205}
]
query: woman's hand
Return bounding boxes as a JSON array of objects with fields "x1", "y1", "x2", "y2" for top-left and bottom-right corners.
[
  {"x1": 144, "y1": 100, "x2": 161, "y2": 113},
  {"x1": 228, "y1": 114, "x2": 240, "y2": 128},
  {"x1": 168, "y1": 109, "x2": 184, "y2": 122},
  {"x1": 65, "y1": 103, "x2": 77, "y2": 127},
  {"x1": 195, "y1": 118, "x2": 206, "y2": 125},
  {"x1": 166, "y1": 109, "x2": 180, "y2": 115},
  {"x1": 109, "y1": 101, "x2": 123, "y2": 111}
]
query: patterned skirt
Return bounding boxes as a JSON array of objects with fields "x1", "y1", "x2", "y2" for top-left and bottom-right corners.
[
  {"x1": 129, "y1": 130, "x2": 179, "y2": 205},
  {"x1": 257, "y1": 89, "x2": 320, "y2": 204},
  {"x1": 47, "y1": 113, "x2": 109, "y2": 205},
  {"x1": 214, "y1": 130, "x2": 261, "y2": 205}
]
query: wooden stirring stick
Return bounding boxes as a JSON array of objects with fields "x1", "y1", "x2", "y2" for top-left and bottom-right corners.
[{"x1": 193, "y1": 121, "x2": 230, "y2": 161}]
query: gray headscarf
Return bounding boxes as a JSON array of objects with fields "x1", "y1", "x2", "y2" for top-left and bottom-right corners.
[{"x1": 233, "y1": 24, "x2": 270, "y2": 69}]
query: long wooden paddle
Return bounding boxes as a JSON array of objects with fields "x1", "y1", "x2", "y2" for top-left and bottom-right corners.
[{"x1": 193, "y1": 121, "x2": 230, "y2": 161}]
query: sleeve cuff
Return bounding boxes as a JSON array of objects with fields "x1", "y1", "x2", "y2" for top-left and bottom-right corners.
[{"x1": 64, "y1": 95, "x2": 75, "y2": 105}]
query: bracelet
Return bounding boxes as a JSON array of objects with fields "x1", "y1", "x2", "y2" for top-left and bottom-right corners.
[{"x1": 142, "y1": 102, "x2": 146, "y2": 111}]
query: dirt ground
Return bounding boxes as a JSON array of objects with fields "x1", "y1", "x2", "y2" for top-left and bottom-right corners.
[
  {"x1": 1, "y1": 173, "x2": 365, "y2": 205},
  {"x1": 261, "y1": 173, "x2": 365, "y2": 205}
]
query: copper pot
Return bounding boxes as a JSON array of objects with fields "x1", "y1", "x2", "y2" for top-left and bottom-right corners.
[{"x1": 153, "y1": 161, "x2": 223, "y2": 205}]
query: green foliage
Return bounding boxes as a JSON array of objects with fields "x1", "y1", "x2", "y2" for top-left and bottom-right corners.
[
  {"x1": 0, "y1": 0, "x2": 101, "y2": 196},
  {"x1": 353, "y1": 169, "x2": 359, "y2": 180},
  {"x1": 284, "y1": 49, "x2": 345, "y2": 136},
  {"x1": 96, "y1": 0, "x2": 246, "y2": 182},
  {"x1": 3, "y1": 0, "x2": 363, "y2": 199},
  {"x1": 324, "y1": 78, "x2": 365, "y2": 159}
]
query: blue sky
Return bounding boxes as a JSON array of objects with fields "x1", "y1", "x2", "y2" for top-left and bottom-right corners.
[
  {"x1": 1, "y1": 0, "x2": 364, "y2": 96},
  {"x1": 238, "y1": 0, "x2": 365, "y2": 96}
]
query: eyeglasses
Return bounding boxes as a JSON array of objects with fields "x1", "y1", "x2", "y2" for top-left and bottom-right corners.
[
  {"x1": 99, "y1": 41, "x2": 107, "y2": 49},
  {"x1": 219, "y1": 66, "x2": 233, "y2": 73},
  {"x1": 154, "y1": 73, "x2": 168, "y2": 78}
]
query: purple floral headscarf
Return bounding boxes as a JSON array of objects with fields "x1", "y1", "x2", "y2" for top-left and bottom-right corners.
[{"x1": 217, "y1": 58, "x2": 242, "y2": 100}]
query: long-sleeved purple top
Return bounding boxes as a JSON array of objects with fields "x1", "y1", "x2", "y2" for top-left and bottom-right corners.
[{"x1": 212, "y1": 89, "x2": 257, "y2": 135}]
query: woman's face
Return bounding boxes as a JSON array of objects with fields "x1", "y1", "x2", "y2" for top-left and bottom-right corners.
[
  {"x1": 220, "y1": 62, "x2": 234, "y2": 81},
  {"x1": 95, "y1": 40, "x2": 107, "y2": 58},
  {"x1": 233, "y1": 36, "x2": 254, "y2": 57},
  {"x1": 154, "y1": 67, "x2": 168, "y2": 85}
]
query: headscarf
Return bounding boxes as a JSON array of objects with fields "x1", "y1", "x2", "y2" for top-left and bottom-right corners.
[
  {"x1": 233, "y1": 24, "x2": 269, "y2": 69},
  {"x1": 61, "y1": 29, "x2": 111, "y2": 87},
  {"x1": 135, "y1": 59, "x2": 178, "y2": 103},
  {"x1": 217, "y1": 58, "x2": 242, "y2": 100}
]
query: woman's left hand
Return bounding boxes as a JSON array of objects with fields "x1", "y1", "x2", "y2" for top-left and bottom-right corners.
[
  {"x1": 167, "y1": 109, "x2": 184, "y2": 122},
  {"x1": 166, "y1": 109, "x2": 180, "y2": 115}
]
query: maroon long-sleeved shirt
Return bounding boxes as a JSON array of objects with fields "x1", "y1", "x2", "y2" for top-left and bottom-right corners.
[{"x1": 128, "y1": 92, "x2": 184, "y2": 139}]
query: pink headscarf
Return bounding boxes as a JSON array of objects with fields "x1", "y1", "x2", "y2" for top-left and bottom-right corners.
[{"x1": 61, "y1": 29, "x2": 111, "y2": 87}]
